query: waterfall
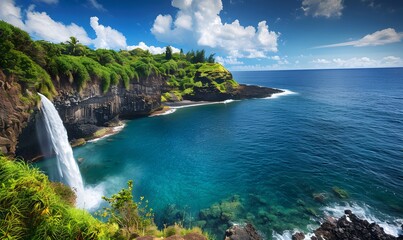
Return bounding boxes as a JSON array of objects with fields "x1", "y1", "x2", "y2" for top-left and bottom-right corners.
[{"x1": 38, "y1": 93, "x2": 84, "y2": 198}]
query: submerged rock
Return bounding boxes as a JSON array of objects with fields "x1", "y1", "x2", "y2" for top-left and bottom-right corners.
[
  {"x1": 332, "y1": 187, "x2": 349, "y2": 199},
  {"x1": 224, "y1": 223, "x2": 262, "y2": 240}
]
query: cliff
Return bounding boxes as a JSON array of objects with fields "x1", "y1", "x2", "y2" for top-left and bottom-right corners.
[
  {"x1": 14, "y1": 73, "x2": 163, "y2": 160},
  {"x1": 0, "y1": 20, "x2": 282, "y2": 160},
  {"x1": 0, "y1": 71, "x2": 36, "y2": 156}
]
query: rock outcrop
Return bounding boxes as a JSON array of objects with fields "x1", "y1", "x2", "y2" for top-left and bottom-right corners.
[
  {"x1": 13, "y1": 74, "x2": 162, "y2": 160},
  {"x1": 185, "y1": 84, "x2": 282, "y2": 102},
  {"x1": 293, "y1": 210, "x2": 403, "y2": 240},
  {"x1": 0, "y1": 71, "x2": 35, "y2": 156},
  {"x1": 224, "y1": 223, "x2": 263, "y2": 240}
]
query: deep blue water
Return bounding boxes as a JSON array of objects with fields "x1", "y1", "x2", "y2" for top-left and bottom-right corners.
[{"x1": 37, "y1": 68, "x2": 403, "y2": 239}]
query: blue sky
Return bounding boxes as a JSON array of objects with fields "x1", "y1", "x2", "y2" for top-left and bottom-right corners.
[{"x1": 1, "y1": 0, "x2": 402, "y2": 70}]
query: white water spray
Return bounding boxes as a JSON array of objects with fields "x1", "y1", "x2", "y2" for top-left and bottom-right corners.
[{"x1": 38, "y1": 93, "x2": 85, "y2": 203}]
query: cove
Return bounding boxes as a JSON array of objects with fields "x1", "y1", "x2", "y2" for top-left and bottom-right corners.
[{"x1": 37, "y1": 68, "x2": 403, "y2": 239}]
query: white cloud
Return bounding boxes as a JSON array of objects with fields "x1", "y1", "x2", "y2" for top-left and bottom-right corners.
[
  {"x1": 316, "y1": 28, "x2": 403, "y2": 48},
  {"x1": 216, "y1": 56, "x2": 244, "y2": 65},
  {"x1": 231, "y1": 64, "x2": 288, "y2": 71},
  {"x1": 312, "y1": 58, "x2": 331, "y2": 64},
  {"x1": 0, "y1": 0, "x2": 195, "y2": 53},
  {"x1": 0, "y1": 0, "x2": 25, "y2": 29},
  {"x1": 151, "y1": 0, "x2": 280, "y2": 59},
  {"x1": 90, "y1": 16, "x2": 127, "y2": 49},
  {"x1": 35, "y1": 0, "x2": 58, "y2": 4},
  {"x1": 25, "y1": 9, "x2": 92, "y2": 44},
  {"x1": 302, "y1": 0, "x2": 344, "y2": 18},
  {"x1": 311, "y1": 56, "x2": 403, "y2": 68},
  {"x1": 88, "y1": 0, "x2": 106, "y2": 11},
  {"x1": 127, "y1": 42, "x2": 180, "y2": 55}
]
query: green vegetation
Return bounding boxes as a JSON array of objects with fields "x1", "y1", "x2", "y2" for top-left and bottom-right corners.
[
  {"x1": 0, "y1": 20, "x2": 239, "y2": 104},
  {"x1": 332, "y1": 186, "x2": 349, "y2": 199},
  {"x1": 0, "y1": 154, "x2": 210, "y2": 239},
  {"x1": 0, "y1": 155, "x2": 115, "y2": 239},
  {"x1": 98, "y1": 180, "x2": 155, "y2": 239}
]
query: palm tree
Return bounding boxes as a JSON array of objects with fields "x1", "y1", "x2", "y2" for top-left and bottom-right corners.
[{"x1": 66, "y1": 36, "x2": 80, "y2": 55}]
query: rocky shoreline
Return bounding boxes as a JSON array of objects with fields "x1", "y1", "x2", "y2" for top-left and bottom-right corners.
[{"x1": 222, "y1": 210, "x2": 403, "y2": 240}]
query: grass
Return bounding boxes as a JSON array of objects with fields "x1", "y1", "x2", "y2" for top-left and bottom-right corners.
[{"x1": 0, "y1": 155, "x2": 115, "y2": 239}]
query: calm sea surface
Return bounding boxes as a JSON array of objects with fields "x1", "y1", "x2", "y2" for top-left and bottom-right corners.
[{"x1": 37, "y1": 68, "x2": 403, "y2": 239}]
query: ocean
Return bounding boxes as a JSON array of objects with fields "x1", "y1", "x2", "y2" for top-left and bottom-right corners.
[{"x1": 37, "y1": 68, "x2": 403, "y2": 239}]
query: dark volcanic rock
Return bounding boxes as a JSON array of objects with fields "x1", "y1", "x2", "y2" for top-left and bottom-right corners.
[
  {"x1": 313, "y1": 210, "x2": 400, "y2": 240},
  {"x1": 15, "y1": 74, "x2": 162, "y2": 160},
  {"x1": 292, "y1": 232, "x2": 305, "y2": 240},
  {"x1": 184, "y1": 84, "x2": 283, "y2": 102},
  {"x1": 224, "y1": 223, "x2": 262, "y2": 240}
]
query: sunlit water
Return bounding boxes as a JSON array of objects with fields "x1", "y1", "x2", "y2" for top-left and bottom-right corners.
[{"x1": 36, "y1": 68, "x2": 403, "y2": 239}]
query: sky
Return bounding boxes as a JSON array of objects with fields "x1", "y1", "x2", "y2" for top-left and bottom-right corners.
[{"x1": 1, "y1": 0, "x2": 403, "y2": 71}]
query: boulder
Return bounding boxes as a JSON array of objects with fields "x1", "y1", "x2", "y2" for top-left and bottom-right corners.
[
  {"x1": 224, "y1": 223, "x2": 262, "y2": 240},
  {"x1": 313, "y1": 210, "x2": 399, "y2": 240},
  {"x1": 292, "y1": 232, "x2": 305, "y2": 240}
]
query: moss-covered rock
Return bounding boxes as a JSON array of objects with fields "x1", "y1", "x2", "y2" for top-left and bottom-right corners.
[{"x1": 332, "y1": 186, "x2": 349, "y2": 199}]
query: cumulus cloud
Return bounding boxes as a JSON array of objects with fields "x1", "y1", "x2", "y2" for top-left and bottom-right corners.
[
  {"x1": 127, "y1": 42, "x2": 180, "y2": 55},
  {"x1": 302, "y1": 0, "x2": 344, "y2": 18},
  {"x1": 151, "y1": 0, "x2": 280, "y2": 59},
  {"x1": 311, "y1": 56, "x2": 403, "y2": 68},
  {"x1": 316, "y1": 28, "x2": 403, "y2": 48},
  {"x1": 90, "y1": 16, "x2": 127, "y2": 49},
  {"x1": 215, "y1": 56, "x2": 244, "y2": 65},
  {"x1": 0, "y1": 0, "x2": 181, "y2": 52},
  {"x1": 25, "y1": 9, "x2": 92, "y2": 45},
  {"x1": 0, "y1": 0, "x2": 25, "y2": 29}
]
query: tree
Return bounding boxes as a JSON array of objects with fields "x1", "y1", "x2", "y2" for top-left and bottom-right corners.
[
  {"x1": 165, "y1": 46, "x2": 173, "y2": 60},
  {"x1": 207, "y1": 53, "x2": 215, "y2": 63},
  {"x1": 65, "y1": 36, "x2": 86, "y2": 56},
  {"x1": 66, "y1": 36, "x2": 79, "y2": 55},
  {"x1": 194, "y1": 50, "x2": 205, "y2": 63}
]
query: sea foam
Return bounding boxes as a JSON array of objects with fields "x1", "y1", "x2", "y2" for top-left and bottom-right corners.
[
  {"x1": 322, "y1": 202, "x2": 403, "y2": 237},
  {"x1": 272, "y1": 202, "x2": 403, "y2": 239},
  {"x1": 266, "y1": 89, "x2": 297, "y2": 99}
]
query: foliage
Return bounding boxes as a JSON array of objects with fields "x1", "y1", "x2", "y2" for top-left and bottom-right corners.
[
  {"x1": 165, "y1": 46, "x2": 173, "y2": 60},
  {"x1": 99, "y1": 180, "x2": 155, "y2": 239},
  {"x1": 0, "y1": 155, "x2": 115, "y2": 239},
  {"x1": 0, "y1": 20, "x2": 238, "y2": 102}
]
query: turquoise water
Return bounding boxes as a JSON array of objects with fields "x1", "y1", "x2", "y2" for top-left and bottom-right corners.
[{"x1": 37, "y1": 68, "x2": 403, "y2": 238}]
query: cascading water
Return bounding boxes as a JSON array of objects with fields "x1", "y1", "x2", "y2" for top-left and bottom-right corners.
[{"x1": 38, "y1": 93, "x2": 84, "y2": 202}]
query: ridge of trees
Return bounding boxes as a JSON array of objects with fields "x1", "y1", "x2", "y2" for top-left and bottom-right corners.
[{"x1": 0, "y1": 20, "x2": 232, "y2": 104}]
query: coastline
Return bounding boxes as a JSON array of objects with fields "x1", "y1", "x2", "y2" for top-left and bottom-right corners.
[{"x1": 153, "y1": 88, "x2": 295, "y2": 116}]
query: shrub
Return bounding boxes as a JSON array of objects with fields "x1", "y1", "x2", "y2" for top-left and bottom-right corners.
[{"x1": 0, "y1": 156, "x2": 114, "y2": 239}]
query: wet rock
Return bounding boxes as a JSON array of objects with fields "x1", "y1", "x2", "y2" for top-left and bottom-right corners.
[
  {"x1": 224, "y1": 223, "x2": 262, "y2": 240},
  {"x1": 313, "y1": 210, "x2": 398, "y2": 240},
  {"x1": 292, "y1": 232, "x2": 305, "y2": 240},
  {"x1": 70, "y1": 138, "x2": 86, "y2": 147}
]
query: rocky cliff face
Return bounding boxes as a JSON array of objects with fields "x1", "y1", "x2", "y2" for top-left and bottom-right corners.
[
  {"x1": 52, "y1": 74, "x2": 162, "y2": 140},
  {"x1": 0, "y1": 72, "x2": 163, "y2": 160},
  {"x1": 0, "y1": 71, "x2": 35, "y2": 156}
]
